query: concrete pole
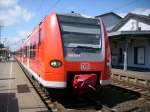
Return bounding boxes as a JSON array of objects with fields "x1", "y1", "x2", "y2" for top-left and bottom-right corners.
[
  {"x1": 123, "y1": 38, "x2": 128, "y2": 71},
  {"x1": 124, "y1": 51, "x2": 127, "y2": 71}
]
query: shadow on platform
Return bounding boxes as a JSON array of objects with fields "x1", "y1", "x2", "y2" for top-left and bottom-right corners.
[
  {"x1": 17, "y1": 84, "x2": 31, "y2": 93},
  {"x1": 0, "y1": 93, "x2": 19, "y2": 112}
]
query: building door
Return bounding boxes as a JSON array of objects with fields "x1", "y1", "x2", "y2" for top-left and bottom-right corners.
[
  {"x1": 134, "y1": 47, "x2": 145, "y2": 65},
  {"x1": 119, "y1": 48, "x2": 124, "y2": 63}
]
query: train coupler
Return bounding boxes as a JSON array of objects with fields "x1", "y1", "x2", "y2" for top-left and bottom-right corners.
[{"x1": 73, "y1": 74, "x2": 97, "y2": 95}]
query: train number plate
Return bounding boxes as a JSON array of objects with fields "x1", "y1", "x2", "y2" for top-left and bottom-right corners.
[{"x1": 80, "y1": 63, "x2": 90, "y2": 71}]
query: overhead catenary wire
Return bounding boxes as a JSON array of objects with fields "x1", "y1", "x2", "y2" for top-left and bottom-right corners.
[
  {"x1": 38, "y1": 0, "x2": 61, "y2": 16},
  {"x1": 109, "y1": 0, "x2": 139, "y2": 12},
  {"x1": 50, "y1": 0, "x2": 61, "y2": 11}
]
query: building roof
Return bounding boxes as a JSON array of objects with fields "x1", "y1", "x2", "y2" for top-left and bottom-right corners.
[
  {"x1": 111, "y1": 13, "x2": 150, "y2": 31},
  {"x1": 108, "y1": 30, "x2": 150, "y2": 37},
  {"x1": 0, "y1": 48, "x2": 7, "y2": 51},
  {"x1": 96, "y1": 12, "x2": 122, "y2": 32},
  {"x1": 96, "y1": 12, "x2": 122, "y2": 19}
]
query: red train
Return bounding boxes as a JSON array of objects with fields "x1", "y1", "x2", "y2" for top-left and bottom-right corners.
[{"x1": 16, "y1": 12, "x2": 111, "y2": 94}]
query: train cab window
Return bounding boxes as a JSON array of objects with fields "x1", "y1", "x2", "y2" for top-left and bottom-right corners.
[
  {"x1": 58, "y1": 15, "x2": 101, "y2": 47},
  {"x1": 57, "y1": 14, "x2": 102, "y2": 61}
]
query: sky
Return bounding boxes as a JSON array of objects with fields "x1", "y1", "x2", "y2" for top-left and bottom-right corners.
[{"x1": 0, "y1": 0, "x2": 150, "y2": 51}]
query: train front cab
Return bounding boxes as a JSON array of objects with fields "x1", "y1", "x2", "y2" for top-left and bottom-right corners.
[
  {"x1": 42, "y1": 13, "x2": 111, "y2": 91},
  {"x1": 59, "y1": 14, "x2": 111, "y2": 90}
]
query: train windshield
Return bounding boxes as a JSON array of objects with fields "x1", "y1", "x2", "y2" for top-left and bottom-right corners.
[{"x1": 57, "y1": 14, "x2": 102, "y2": 61}]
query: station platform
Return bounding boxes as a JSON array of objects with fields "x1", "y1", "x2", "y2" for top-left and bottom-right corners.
[
  {"x1": 0, "y1": 60, "x2": 48, "y2": 112},
  {"x1": 111, "y1": 68, "x2": 150, "y2": 87},
  {"x1": 112, "y1": 68, "x2": 150, "y2": 80}
]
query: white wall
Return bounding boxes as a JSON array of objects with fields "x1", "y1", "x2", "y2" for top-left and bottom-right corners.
[{"x1": 118, "y1": 19, "x2": 150, "y2": 31}]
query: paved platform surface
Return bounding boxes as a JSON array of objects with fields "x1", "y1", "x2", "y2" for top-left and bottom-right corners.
[
  {"x1": 0, "y1": 60, "x2": 48, "y2": 112},
  {"x1": 112, "y1": 68, "x2": 150, "y2": 80}
]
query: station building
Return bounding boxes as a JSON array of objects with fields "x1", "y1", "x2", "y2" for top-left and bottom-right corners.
[
  {"x1": 97, "y1": 12, "x2": 150, "y2": 71},
  {"x1": 0, "y1": 43, "x2": 9, "y2": 61}
]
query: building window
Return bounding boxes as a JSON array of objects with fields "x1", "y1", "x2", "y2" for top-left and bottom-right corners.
[{"x1": 134, "y1": 47, "x2": 145, "y2": 65}]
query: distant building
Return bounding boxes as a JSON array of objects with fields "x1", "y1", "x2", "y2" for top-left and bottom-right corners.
[
  {"x1": 0, "y1": 43, "x2": 4, "y2": 48},
  {"x1": 97, "y1": 12, "x2": 150, "y2": 71},
  {"x1": 96, "y1": 12, "x2": 122, "y2": 32},
  {"x1": 0, "y1": 43, "x2": 9, "y2": 61}
]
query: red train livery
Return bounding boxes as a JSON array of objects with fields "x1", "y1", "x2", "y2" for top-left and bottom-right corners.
[{"x1": 16, "y1": 12, "x2": 111, "y2": 94}]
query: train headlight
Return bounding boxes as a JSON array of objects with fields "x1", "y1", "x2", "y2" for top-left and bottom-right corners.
[{"x1": 50, "y1": 60, "x2": 62, "y2": 68}]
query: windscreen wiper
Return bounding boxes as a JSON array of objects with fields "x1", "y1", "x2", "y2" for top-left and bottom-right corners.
[
  {"x1": 64, "y1": 43, "x2": 100, "y2": 49},
  {"x1": 72, "y1": 45, "x2": 99, "y2": 54}
]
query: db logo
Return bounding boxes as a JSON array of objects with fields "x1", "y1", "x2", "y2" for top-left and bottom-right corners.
[{"x1": 80, "y1": 63, "x2": 90, "y2": 71}]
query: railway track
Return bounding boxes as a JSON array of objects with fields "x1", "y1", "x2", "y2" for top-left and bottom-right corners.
[
  {"x1": 112, "y1": 72, "x2": 150, "y2": 101},
  {"x1": 112, "y1": 79, "x2": 150, "y2": 99},
  {"x1": 109, "y1": 79, "x2": 150, "y2": 112}
]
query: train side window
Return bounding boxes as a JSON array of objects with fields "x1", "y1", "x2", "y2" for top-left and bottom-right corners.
[
  {"x1": 29, "y1": 43, "x2": 33, "y2": 58},
  {"x1": 38, "y1": 28, "x2": 42, "y2": 45},
  {"x1": 32, "y1": 42, "x2": 36, "y2": 59},
  {"x1": 25, "y1": 46, "x2": 27, "y2": 57},
  {"x1": 30, "y1": 42, "x2": 36, "y2": 59},
  {"x1": 27, "y1": 45, "x2": 30, "y2": 58},
  {"x1": 21, "y1": 48, "x2": 23, "y2": 57},
  {"x1": 22, "y1": 47, "x2": 25, "y2": 58},
  {"x1": 19, "y1": 49, "x2": 21, "y2": 56}
]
